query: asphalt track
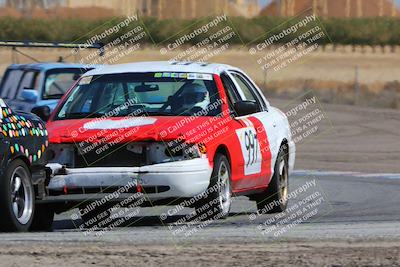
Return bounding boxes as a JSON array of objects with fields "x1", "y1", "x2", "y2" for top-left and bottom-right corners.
[
  {"x1": 1, "y1": 100, "x2": 398, "y2": 247},
  {"x1": 0, "y1": 172, "x2": 400, "y2": 266},
  {"x1": 0, "y1": 172, "x2": 399, "y2": 242},
  {"x1": 0, "y1": 100, "x2": 400, "y2": 267}
]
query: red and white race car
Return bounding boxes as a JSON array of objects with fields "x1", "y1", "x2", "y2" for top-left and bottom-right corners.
[{"x1": 43, "y1": 61, "x2": 295, "y2": 222}]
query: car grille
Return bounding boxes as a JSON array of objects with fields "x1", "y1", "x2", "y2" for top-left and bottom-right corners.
[{"x1": 74, "y1": 142, "x2": 147, "y2": 168}]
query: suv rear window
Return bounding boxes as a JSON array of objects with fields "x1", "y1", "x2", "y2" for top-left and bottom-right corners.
[
  {"x1": 0, "y1": 69, "x2": 24, "y2": 99},
  {"x1": 42, "y1": 68, "x2": 86, "y2": 100}
]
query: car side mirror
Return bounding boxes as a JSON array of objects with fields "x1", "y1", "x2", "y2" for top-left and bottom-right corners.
[
  {"x1": 21, "y1": 89, "x2": 38, "y2": 103},
  {"x1": 234, "y1": 101, "x2": 259, "y2": 117},
  {"x1": 31, "y1": 105, "x2": 51, "y2": 122}
]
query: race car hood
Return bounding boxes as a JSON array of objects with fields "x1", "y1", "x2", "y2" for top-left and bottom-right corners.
[{"x1": 47, "y1": 116, "x2": 227, "y2": 144}]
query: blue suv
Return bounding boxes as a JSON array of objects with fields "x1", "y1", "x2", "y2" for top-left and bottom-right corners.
[{"x1": 0, "y1": 63, "x2": 94, "y2": 114}]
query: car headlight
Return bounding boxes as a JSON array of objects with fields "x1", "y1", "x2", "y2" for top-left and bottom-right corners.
[{"x1": 165, "y1": 141, "x2": 204, "y2": 160}]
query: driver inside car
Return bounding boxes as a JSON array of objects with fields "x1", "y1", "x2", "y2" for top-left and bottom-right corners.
[{"x1": 171, "y1": 83, "x2": 211, "y2": 115}]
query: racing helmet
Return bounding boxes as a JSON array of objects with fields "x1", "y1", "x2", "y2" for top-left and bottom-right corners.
[{"x1": 177, "y1": 83, "x2": 210, "y2": 112}]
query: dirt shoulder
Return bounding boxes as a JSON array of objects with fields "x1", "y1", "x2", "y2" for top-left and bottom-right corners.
[
  {"x1": 0, "y1": 240, "x2": 399, "y2": 267},
  {"x1": 272, "y1": 98, "x2": 400, "y2": 173}
]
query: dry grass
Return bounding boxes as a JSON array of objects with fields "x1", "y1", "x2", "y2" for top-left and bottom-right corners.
[{"x1": 0, "y1": 47, "x2": 399, "y2": 109}]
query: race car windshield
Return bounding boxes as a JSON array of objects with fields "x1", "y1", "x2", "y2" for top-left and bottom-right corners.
[{"x1": 55, "y1": 72, "x2": 222, "y2": 120}]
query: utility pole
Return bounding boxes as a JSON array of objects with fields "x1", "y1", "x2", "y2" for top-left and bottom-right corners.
[
  {"x1": 354, "y1": 65, "x2": 360, "y2": 105},
  {"x1": 276, "y1": 0, "x2": 281, "y2": 16},
  {"x1": 281, "y1": 0, "x2": 287, "y2": 16},
  {"x1": 289, "y1": 0, "x2": 295, "y2": 16},
  {"x1": 345, "y1": 0, "x2": 351, "y2": 17},
  {"x1": 392, "y1": 0, "x2": 397, "y2": 17},
  {"x1": 180, "y1": 0, "x2": 185, "y2": 19},
  {"x1": 379, "y1": 0, "x2": 384, "y2": 17},
  {"x1": 312, "y1": 0, "x2": 317, "y2": 16},
  {"x1": 285, "y1": 0, "x2": 291, "y2": 16},
  {"x1": 357, "y1": 0, "x2": 363, "y2": 17},
  {"x1": 158, "y1": 0, "x2": 162, "y2": 19},
  {"x1": 190, "y1": 0, "x2": 196, "y2": 18},
  {"x1": 322, "y1": 0, "x2": 328, "y2": 17}
]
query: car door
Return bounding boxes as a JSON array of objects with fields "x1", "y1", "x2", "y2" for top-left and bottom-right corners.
[
  {"x1": 220, "y1": 72, "x2": 268, "y2": 192},
  {"x1": 226, "y1": 70, "x2": 277, "y2": 189}
]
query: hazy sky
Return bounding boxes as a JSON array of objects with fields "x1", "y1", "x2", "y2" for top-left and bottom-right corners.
[
  {"x1": 0, "y1": 0, "x2": 399, "y2": 9},
  {"x1": 259, "y1": 0, "x2": 400, "y2": 8}
]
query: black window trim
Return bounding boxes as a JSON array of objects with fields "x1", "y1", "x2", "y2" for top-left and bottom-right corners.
[
  {"x1": 220, "y1": 72, "x2": 241, "y2": 101},
  {"x1": 228, "y1": 70, "x2": 266, "y2": 113},
  {"x1": 234, "y1": 71, "x2": 269, "y2": 112},
  {"x1": 220, "y1": 71, "x2": 242, "y2": 116}
]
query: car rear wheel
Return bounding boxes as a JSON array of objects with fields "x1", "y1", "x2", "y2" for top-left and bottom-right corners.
[
  {"x1": 0, "y1": 159, "x2": 35, "y2": 232},
  {"x1": 195, "y1": 153, "x2": 232, "y2": 221},
  {"x1": 255, "y1": 145, "x2": 289, "y2": 213}
]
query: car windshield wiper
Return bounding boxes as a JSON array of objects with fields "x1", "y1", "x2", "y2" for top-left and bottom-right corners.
[
  {"x1": 145, "y1": 111, "x2": 174, "y2": 116},
  {"x1": 44, "y1": 94, "x2": 65, "y2": 99}
]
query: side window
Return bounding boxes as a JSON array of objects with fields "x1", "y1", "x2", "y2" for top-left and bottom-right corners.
[
  {"x1": 16, "y1": 70, "x2": 40, "y2": 100},
  {"x1": 18, "y1": 71, "x2": 39, "y2": 91},
  {"x1": 0, "y1": 69, "x2": 24, "y2": 99},
  {"x1": 230, "y1": 72, "x2": 267, "y2": 112},
  {"x1": 231, "y1": 73, "x2": 257, "y2": 102},
  {"x1": 239, "y1": 73, "x2": 268, "y2": 111},
  {"x1": 43, "y1": 69, "x2": 84, "y2": 100},
  {"x1": 220, "y1": 73, "x2": 240, "y2": 111}
]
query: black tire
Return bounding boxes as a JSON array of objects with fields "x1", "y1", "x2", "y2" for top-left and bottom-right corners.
[
  {"x1": 195, "y1": 153, "x2": 232, "y2": 221},
  {"x1": 255, "y1": 145, "x2": 289, "y2": 214},
  {"x1": 0, "y1": 159, "x2": 35, "y2": 232},
  {"x1": 30, "y1": 204, "x2": 54, "y2": 232}
]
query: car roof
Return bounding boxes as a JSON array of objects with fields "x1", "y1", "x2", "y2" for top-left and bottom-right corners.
[
  {"x1": 6, "y1": 62, "x2": 94, "y2": 71},
  {"x1": 83, "y1": 61, "x2": 242, "y2": 76}
]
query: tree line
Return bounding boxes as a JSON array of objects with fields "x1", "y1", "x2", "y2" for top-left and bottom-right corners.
[{"x1": 0, "y1": 16, "x2": 399, "y2": 47}]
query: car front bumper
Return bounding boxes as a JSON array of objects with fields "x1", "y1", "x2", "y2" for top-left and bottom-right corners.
[{"x1": 44, "y1": 158, "x2": 212, "y2": 203}]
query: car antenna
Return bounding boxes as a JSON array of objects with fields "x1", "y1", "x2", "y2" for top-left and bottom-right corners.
[{"x1": 0, "y1": 41, "x2": 105, "y2": 64}]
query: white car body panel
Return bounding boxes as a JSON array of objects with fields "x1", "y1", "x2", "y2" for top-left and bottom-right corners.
[
  {"x1": 225, "y1": 68, "x2": 295, "y2": 177},
  {"x1": 46, "y1": 158, "x2": 213, "y2": 201}
]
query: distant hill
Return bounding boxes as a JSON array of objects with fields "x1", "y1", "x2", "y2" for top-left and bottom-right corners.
[
  {"x1": 0, "y1": 0, "x2": 261, "y2": 19},
  {"x1": 0, "y1": 6, "x2": 115, "y2": 20},
  {"x1": 260, "y1": 0, "x2": 399, "y2": 17}
]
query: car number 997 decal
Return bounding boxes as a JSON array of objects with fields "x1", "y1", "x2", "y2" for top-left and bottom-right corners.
[{"x1": 236, "y1": 126, "x2": 262, "y2": 175}]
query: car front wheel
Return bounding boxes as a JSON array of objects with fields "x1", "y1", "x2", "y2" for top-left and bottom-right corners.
[
  {"x1": 0, "y1": 159, "x2": 35, "y2": 232},
  {"x1": 195, "y1": 153, "x2": 232, "y2": 221}
]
